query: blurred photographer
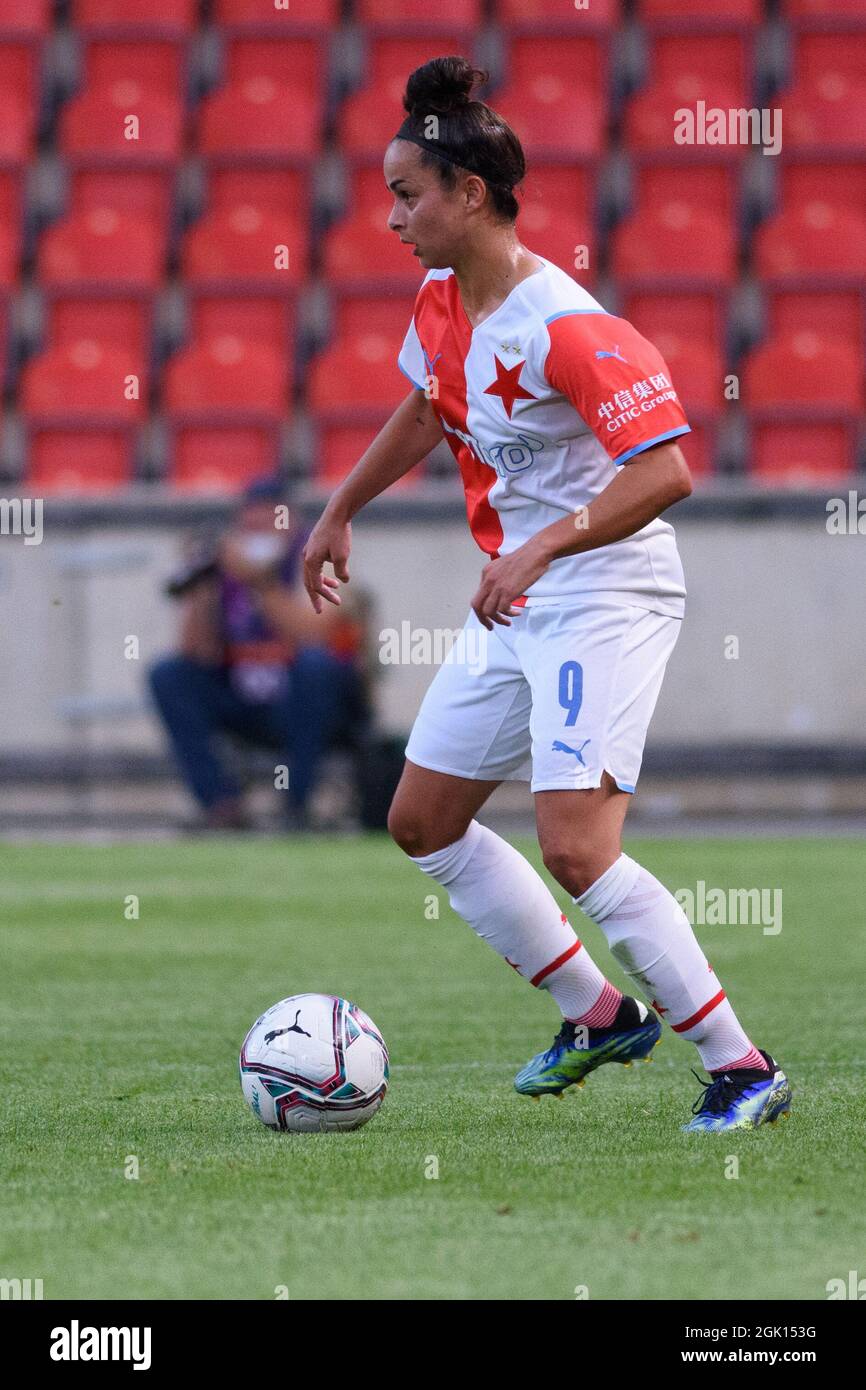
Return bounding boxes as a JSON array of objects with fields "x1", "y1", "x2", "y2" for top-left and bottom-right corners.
[{"x1": 149, "y1": 478, "x2": 370, "y2": 831}]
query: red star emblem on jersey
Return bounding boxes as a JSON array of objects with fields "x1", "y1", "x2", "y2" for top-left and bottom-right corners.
[{"x1": 483, "y1": 355, "x2": 536, "y2": 419}]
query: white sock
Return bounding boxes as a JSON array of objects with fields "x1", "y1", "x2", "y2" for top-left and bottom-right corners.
[
  {"x1": 575, "y1": 854, "x2": 765, "y2": 1073},
  {"x1": 410, "y1": 819, "x2": 613, "y2": 1019}
]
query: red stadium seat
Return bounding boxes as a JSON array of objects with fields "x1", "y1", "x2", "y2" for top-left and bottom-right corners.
[
  {"x1": 644, "y1": 329, "x2": 724, "y2": 477},
  {"x1": 164, "y1": 335, "x2": 287, "y2": 412},
  {"x1": 337, "y1": 34, "x2": 468, "y2": 156},
  {"x1": 169, "y1": 430, "x2": 281, "y2": 492},
  {"x1": 779, "y1": 158, "x2": 866, "y2": 215},
  {"x1": 21, "y1": 337, "x2": 145, "y2": 493},
  {"x1": 781, "y1": 77, "x2": 866, "y2": 152},
  {"x1": 308, "y1": 331, "x2": 406, "y2": 413},
  {"x1": 743, "y1": 331, "x2": 863, "y2": 410},
  {"x1": 347, "y1": 163, "x2": 403, "y2": 218},
  {"x1": 21, "y1": 338, "x2": 147, "y2": 415},
  {"x1": 787, "y1": 0, "x2": 866, "y2": 13},
  {"x1": 521, "y1": 162, "x2": 595, "y2": 223},
  {"x1": 612, "y1": 205, "x2": 737, "y2": 283},
  {"x1": 182, "y1": 205, "x2": 307, "y2": 286},
  {"x1": 0, "y1": 0, "x2": 51, "y2": 36},
  {"x1": 81, "y1": 40, "x2": 186, "y2": 99},
  {"x1": 59, "y1": 85, "x2": 184, "y2": 160},
  {"x1": 356, "y1": 0, "x2": 481, "y2": 23},
  {"x1": 215, "y1": 0, "x2": 339, "y2": 24},
  {"x1": 0, "y1": 39, "x2": 39, "y2": 118},
  {"x1": 749, "y1": 419, "x2": 858, "y2": 481},
  {"x1": 518, "y1": 163, "x2": 596, "y2": 275},
  {"x1": 675, "y1": 422, "x2": 713, "y2": 476},
  {"x1": 502, "y1": 34, "x2": 606, "y2": 100},
  {"x1": 314, "y1": 423, "x2": 425, "y2": 490},
  {"x1": 519, "y1": 220, "x2": 594, "y2": 285},
  {"x1": 632, "y1": 160, "x2": 739, "y2": 221},
  {"x1": 498, "y1": 0, "x2": 620, "y2": 22},
  {"x1": 0, "y1": 226, "x2": 16, "y2": 288},
  {"x1": 792, "y1": 29, "x2": 866, "y2": 89},
  {"x1": 198, "y1": 80, "x2": 319, "y2": 160},
  {"x1": 322, "y1": 219, "x2": 422, "y2": 289},
  {"x1": 493, "y1": 35, "x2": 606, "y2": 157},
  {"x1": 223, "y1": 36, "x2": 325, "y2": 89},
  {"x1": 649, "y1": 331, "x2": 725, "y2": 414},
  {"x1": 0, "y1": 292, "x2": 10, "y2": 389},
  {"x1": 205, "y1": 167, "x2": 311, "y2": 228},
  {"x1": 639, "y1": 0, "x2": 760, "y2": 20},
  {"x1": 644, "y1": 33, "x2": 750, "y2": 100},
  {"x1": 187, "y1": 292, "x2": 297, "y2": 368},
  {"x1": 164, "y1": 336, "x2": 288, "y2": 491},
  {"x1": 43, "y1": 293, "x2": 155, "y2": 360},
  {"x1": 38, "y1": 208, "x2": 164, "y2": 287},
  {"x1": 0, "y1": 171, "x2": 24, "y2": 269},
  {"x1": 764, "y1": 288, "x2": 865, "y2": 352},
  {"x1": 0, "y1": 84, "x2": 31, "y2": 161},
  {"x1": 339, "y1": 89, "x2": 428, "y2": 159},
  {"x1": 323, "y1": 167, "x2": 425, "y2": 289},
  {"x1": 27, "y1": 435, "x2": 136, "y2": 493},
  {"x1": 68, "y1": 169, "x2": 175, "y2": 233},
  {"x1": 755, "y1": 204, "x2": 866, "y2": 279},
  {"x1": 625, "y1": 80, "x2": 749, "y2": 153},
  {"x1": 328, "y1": 293, "x2": 415, "y2": 343},
  {"x1": 493, "y1": 87, "x2": 604, "y2": 159},
  {"x1": 624, "y1": 290, "x2": 727, "y2": 346},
  {"x1": 516, "y1": 165, "x2": 595, "y2": 279},
  {"x1": 360, "y1": 34, "x2": 472, "y2": 92},
  {"x1": 74, "y1": 0, "x2": 197, "y2": 32}
]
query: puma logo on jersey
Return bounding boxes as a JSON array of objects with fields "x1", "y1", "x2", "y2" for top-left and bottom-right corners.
[
  {"x1": 422, "y1": 348, "x2": 442, "y2": 374},
  {"x1": 552, "y1": 738, "x2": 591, "y2": 765},
  {"x1": 595, "y1": 344, "x2": 627, "y2": 363}
]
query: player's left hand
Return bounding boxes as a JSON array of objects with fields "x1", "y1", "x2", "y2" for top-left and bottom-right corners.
[{"x1": 471, "y1": 541, "x2": 550, "y2": 630}]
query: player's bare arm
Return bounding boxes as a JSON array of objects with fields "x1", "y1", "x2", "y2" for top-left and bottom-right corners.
[
  {"x1": 303, "y1": 388, "x2": 442, "y2": 613},
  {"x1": 471, "y1": 442, "x2": 693, "y2": 629}
]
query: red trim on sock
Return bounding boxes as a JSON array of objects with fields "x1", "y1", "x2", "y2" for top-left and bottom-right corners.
[
  {"x1": 670, "y1": 988, "x2": 727, "y2": 1033},
  {"x1": 531, "y1": 939, "x2": 581, "y2": 987},
  {"x1": 714, "y1": 1047, "x2": 768, "y2": 1073},
  {"x1": 572, "y1": 979, "x2": 623, "y2": 1028}
]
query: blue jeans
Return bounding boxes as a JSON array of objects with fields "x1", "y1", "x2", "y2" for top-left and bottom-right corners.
[{"x1": 148, "y1": 648, "x2": 367, "y2": 813}]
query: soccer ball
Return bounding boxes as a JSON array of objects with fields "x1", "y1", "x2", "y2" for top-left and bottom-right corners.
[{"x1": 239, "y1": 993, "x2": 389, "y2": 1133}]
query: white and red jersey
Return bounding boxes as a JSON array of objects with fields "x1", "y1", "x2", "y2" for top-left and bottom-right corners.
[{"x1": 398, "y1": 254, "x2": 691, "y2": 615}]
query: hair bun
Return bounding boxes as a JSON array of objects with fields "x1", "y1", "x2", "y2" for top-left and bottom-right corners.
[{"x1": 403, "y1": 55, "x2": 487, "y2": 117}]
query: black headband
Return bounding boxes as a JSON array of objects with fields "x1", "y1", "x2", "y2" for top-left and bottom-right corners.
[{"x1": 393, "y1": 115, "x2": 489, "y2": 179}]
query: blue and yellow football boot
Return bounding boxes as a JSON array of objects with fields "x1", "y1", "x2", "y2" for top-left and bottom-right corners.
[
  {"x1": 514, "y1": 996, "x2": 662, "y2": 1099},
  {"x1": 682, "y1": 1049, "x2": 792, "y2": 1132}
]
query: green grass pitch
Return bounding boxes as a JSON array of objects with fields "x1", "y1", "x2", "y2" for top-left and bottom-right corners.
[{"x1": 0, "y1": 834, "x2": 861, "y2": 1301}]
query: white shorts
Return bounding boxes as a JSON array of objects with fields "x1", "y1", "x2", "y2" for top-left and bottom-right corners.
[{"x1": 404, "y1": 600, "x2": 681, "y2": 794}]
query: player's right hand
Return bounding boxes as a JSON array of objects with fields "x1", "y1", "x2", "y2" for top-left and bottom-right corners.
[{"x1": 302, "y1": 512, "x2": 352, "y2": 613}]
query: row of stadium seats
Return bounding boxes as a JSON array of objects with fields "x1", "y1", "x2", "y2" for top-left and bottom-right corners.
[
  {"x1": 5, "y1": 0, "x2": 865, "y2": 35},
  {"x1": 4, "y1": 6, "x2": 865, "y2": 167},
  {"x1": 1, "y1": 1, "x2": 864, "y2": 491}
]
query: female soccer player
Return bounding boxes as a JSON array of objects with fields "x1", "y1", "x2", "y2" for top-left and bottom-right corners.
[{"x1": 303, "y1": 57, "x2": 791, "y2": 1132}]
